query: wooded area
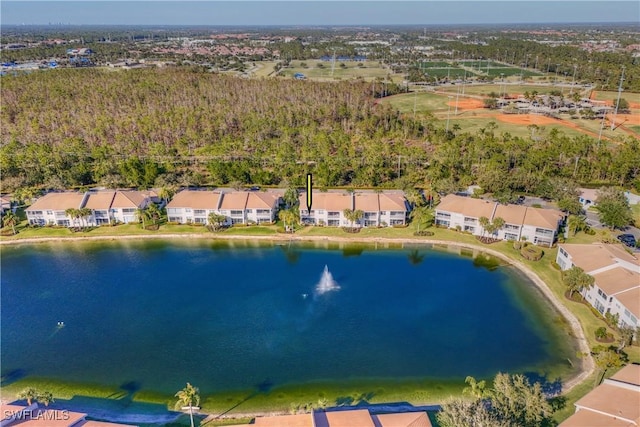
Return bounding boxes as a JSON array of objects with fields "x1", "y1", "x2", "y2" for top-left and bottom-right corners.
[{"x1": 1, "y1": 68, "x2": 639, "y2": 197}]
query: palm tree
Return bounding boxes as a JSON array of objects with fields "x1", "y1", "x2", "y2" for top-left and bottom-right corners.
[
  {"x1": 158, "y1": 186, "x2": 175, "y2": 206},
  {"x1": 563, "y1": 266, "x2": 595, "y2": 299},
  {"x1": 136, "y1": 207, "x2": 150, "y2": 229},
  {"x1": 463, "y1": 376, "x2": 487, "y2": 399},
  {"x1": 65, "y1": 208, "x2": 80, "y2": 228},
  {"x1": 343, "y1": 209, "x2": 364, "y2": 228},
  {"x1": 208, "y1": 212, "x2": 227, "y2": 231},
  {"x1": 175, "y1": 383, "x2": 200, "y2": 427},
  {"x1": 478, "y1": 216, "x2": 490, "y2": 237},
  {"x1": 78, "y1": 207, "x2": 92, "y2": 229},
  {"x1": 37, "y1": 391, "x2": 54, "y2": 407},
  {"x1": 567, "y1": 215, "x2": 587, "y2": 236},
  {"x1": 410, "y1": 206, "x2": 434, "y2": 233},
  {"x1": 18, "y1": 387, "x2": 38, "y2": 405},
  {"x1": 146, "y1": 203, "x2": 161, "y2": 225},
  {"x1": 279, "y1": 209, "x2": 298, "y2": 233},
  {"x1": 491, "y1": 217, "x2": 505, "y2": 237},
  {"x1": 2, "y1": 211, "x2": 18, "y2": 235}
]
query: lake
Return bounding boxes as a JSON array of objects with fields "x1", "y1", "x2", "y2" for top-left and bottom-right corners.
[{"x1": 1, "y1": 240, "x2": 577, "y2": 397}]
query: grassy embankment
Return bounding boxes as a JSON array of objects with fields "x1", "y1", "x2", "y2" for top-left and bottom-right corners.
[{"x1": 1, "y1": 219, "x2": 638, "y2": 424}]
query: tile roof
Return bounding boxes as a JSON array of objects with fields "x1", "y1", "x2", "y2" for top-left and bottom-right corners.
[
  {"x1": 560, "y1": 244, "x2": 639, "y2": 273},
  {"x1": 254, "y1": 413, "x2": 313, "y2": 427},
  {"x1": 610, "y1": 364, "x2": 640, "y2": 386},
  {"x1": 494, "y1": 204, "x2": 527, "y2": 226},
  {"x1": 559, "y1": 409, "x2": 635, "y2": 427},
  {"x1": 322, "y1": 409, "x2": 375, "y2": 427},
  {"x1": 166, "y1": 190, "x2": 221, "y2": 210},
  {"x1": 246, "y1": 192, "x2": 280, "y2": 209},
  {"x1": 354, "y1": 193, "x2": 379, "y2": 212},
  {"x1": 522, "y1": 206, "x2": 564, "y2": 230},
  {"x1": 436, "y1": 194, "x2": 496, "y2": 219},
  {"x1": 615, "y1": 287, "x2": 640, "y2": 320},
  {"x1": 84, "y1": 191, "x2": 116, "y2": 210},
  {"x1": 374, "y1": 411, "x2": 432, "y2": 427},
  {"x1": 379, "y1": 193, "x2": 408, "y2": 211},
  {"x1": 573, "y1": 382, "x2": 640, "y2": 425},
  {"x1": 110, "y1": 191, "x2": 148, "y2": 209},
  {"x1": 26, "y1": 192, "x2": 85, "y2": 212},
  {"x1": 300, "y1": 192, "x2": 353, "y2": 212},
  {"x1": 219, "y1": 192, "x2": 249, "y2": 210},
  {"x1": 592, "y1": 266, "x2": 640, "y2": 296}
]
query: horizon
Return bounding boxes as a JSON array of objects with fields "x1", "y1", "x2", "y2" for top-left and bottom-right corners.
[{"x1": 2, "y1": 1, "x2": 639, "y2": 26}]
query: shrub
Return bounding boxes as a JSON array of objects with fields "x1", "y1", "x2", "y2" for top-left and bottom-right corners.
[
  {"x1": 520, "y1": 245, "x2": 544, "y2": 261},
  {"x1": 341, "y1": 227, "x2": 361, "y2": 233},
  {"x1": 513, "y1": 241, "x2": 523, "y2": 250},
  {"x1": 551, "y1": 261, "x2": 561, "y2": 270},
  {"x1": 414, "y1": 230, "x2": 434, "y2": 236},
  {"x1": 595, "y1": 327, "x2": 608, "y2": 340}
]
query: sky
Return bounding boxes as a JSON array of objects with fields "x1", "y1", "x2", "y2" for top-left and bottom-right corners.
[{"x1": 1, "y1": 1, "x2": 639, "y2": 26}]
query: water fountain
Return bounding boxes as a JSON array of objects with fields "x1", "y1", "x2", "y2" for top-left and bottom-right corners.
[{"x1": 315, "y1": 265, "x2": 340, "y2": 295}]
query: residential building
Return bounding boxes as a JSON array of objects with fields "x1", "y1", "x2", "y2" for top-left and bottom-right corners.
[
  {"x1": 556, "y1": 244, "x2": 640, "y2": 330},
  {"x1": 110, "y1": 191, "x2": 152, "y2": 224},
  {"x1": 435, "y1": 194, "x2": 564, "y2": 247},
  {"x1": 578, "y1": 188, "x2": 599, "y2": 208},
  {"x1": 166, "y1": 190, "x2": 222, "y2": 224},
  {"x1": 229, "y1": 409, "x2": 431, "y2": 427},
  {"x1": 300, "y1": 191, "x2": 408, "y2": 227},
  {"x1": 25, "y1": 190, "x2": 152, "y2": 227},
  {"x1": 25, "y1": 192, "x2": 86, "y2": 226},
  {"x1": 0, "y1": 195, "x2": 11, "y2": 213},
  {"x1": 559, "y1": 363, "x2": 640, "y2": 427},
  {"x1": 83, "y1": 191, "x2": 117, "y2": 225},
  {"x1": 166, "y1": 190, "x2": 281, "y2": 226}
]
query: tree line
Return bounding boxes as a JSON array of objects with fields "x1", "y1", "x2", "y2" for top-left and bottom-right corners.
[{"x1": 1, "y1": 68, "x2": 639, "y2": 201}]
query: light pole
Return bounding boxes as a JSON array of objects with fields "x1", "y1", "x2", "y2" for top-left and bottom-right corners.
[
  {"x1": 446, "y1": 96, "x2": 453, "y2": 132},
  {"x1": 570, "y1": 64, "x2": 577, "y2": 95},
  {"x1": 612, "y1": 66, "x2": 625, "y2": 130}
]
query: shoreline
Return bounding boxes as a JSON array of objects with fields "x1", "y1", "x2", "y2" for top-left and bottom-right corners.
[{"x1": 1, "y1": 232, "x2": 594, "y2": 418}]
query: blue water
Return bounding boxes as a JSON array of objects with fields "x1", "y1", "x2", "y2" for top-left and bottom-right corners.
[{"x1": 0, "y1": 241, "x2": 571, "y2": 394}]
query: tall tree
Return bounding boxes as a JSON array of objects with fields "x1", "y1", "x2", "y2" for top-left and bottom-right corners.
[
  {"x1": 343, "y1": 209, "x2": 364, "y2": 228},
  {"x1": 562, "y1": 266, "x2": 595, "y2": 299},
  {"x1": 18, "y1": 388, "x2": 38, "y2": 406},
  {"x1": 567, "y1": 215, "x2": 587, "y2": 236},
  {"x1": 207, "y1": 212, "x2": 227, "y2": 232},
  {"x1": 478, "y1": 216, "x2": 490, "y2": 237},
  {"x1": 410, "y1": 206, "x2": 434, "y2": 233},
  {"x1": 175, "y1": 383, "x2": 200, "y2": 427},
  {"x1": 2, "y1": 211, "x2": 19, "y2": 235},
  {"x1": 596, "y1": 188, "x2": 633, "y2": 229}
]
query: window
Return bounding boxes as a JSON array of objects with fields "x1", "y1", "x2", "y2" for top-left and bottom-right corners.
[
  {"x1": 185, "y1": 209, "x2": 192, "y2": 213},
  {"x1": 505, "y1": 233, "x2": 518, "y2": 241},
  {"x1": 30, "y1": 210, "x2": 43, "y2": 215},
  {"x1": 168, "y1": 217, "x2": 181, "y2": 223},
  {"x1": 194, "y1": 217, "x2": 206, "y2": 224},
  {"x1": 122, "y1": 208, "x2": 135, "y2": 214},
  {"x1": 597, "y1": 289, "x2": 607, "y2": 300},
  {"x1": 435, "y1": 219, "x2": 450, "y2": 227},
  {"x1": 194, "y1": 209, "x2": 206, "y2": 215},
  {"x1": 436, "y1": 212, "x2": 451, "y2": 219},
  {"x1": 624, "y1": 309, "x2": 631, "y2": 317},
  {"x1": 559, "y1": 248, "x2": 568, "y2": 257},
  {"x1": 464, "y1": 225, "x2": 475, "y2": 233},
  {"x1": 257, "y1": 209, "x2": 270, "y2": 214},
  {"x1": 231, "y1": 210, "x2": 243, "y2": 216},
  {"x1": 167, "y1": 208, "x2": 180, "y2": 214},
  {"x1": 231, "y1": 218, "x2": 244, "y2": 224},
  {"x1": 46, "y1": 210, "x2": 53, "y2": 215},
  {"x1": 464, "y1": 217, "x2": 476, "y2": 223},
  {"x1": 594, "y1": 300, "x2": 605, "y2": 314},
  {"x1": 317, "y1": 210, "x2": 325, "y2": 214},
  {"x1": 535, "y1": 228, "x2": 553, "y2": 237},
  {"x1": 328, "y1": 212, "x2": 340, "y2": 218},
  {"x1": 505, "y1": 224, "x2": 520, "y2": 231},
  {"x1": 328, "y1": 219, "x2": 340, "y2": 226}
]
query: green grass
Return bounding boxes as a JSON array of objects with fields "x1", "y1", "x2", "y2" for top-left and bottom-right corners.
[
  {"x1": 457, "y1": 60, "x2": 506, "y2": 68},
  {"x1": 436, "y1": 84, "x2": 564, "y2": 97},
  {"x1": 421, "y1": 68, "x2": 468, "y2": 78},
  {"x1": 381, "y1": 91, "x2": 450, "y2": 115},
  {"x1": 280, "y1": 60, "x2": 397, "y2": 82},
  {"x1": 484, "y1": 68, "x2": 542, "y2": 77},
  {"x1": 416, "y1": 61, "x2": 454, "y2": 68}
]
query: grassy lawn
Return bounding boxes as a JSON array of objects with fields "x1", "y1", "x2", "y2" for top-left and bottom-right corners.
[
  {"x1": 279, "y1": 60, "x2": 397, "y2": 82},
  {"x1": 436, "y1": 84, "x2": 565, "y2": 97},
  {"x1": 249, "y1": 61, "x2": 279, "y2": 77},
  {"x1": 381, "y1": 91, "x2": 450, "y2": 115}
]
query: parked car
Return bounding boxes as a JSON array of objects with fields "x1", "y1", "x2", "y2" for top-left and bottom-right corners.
[{"x1": 617, "y1": 234, "x2": 637, "y2": 248}]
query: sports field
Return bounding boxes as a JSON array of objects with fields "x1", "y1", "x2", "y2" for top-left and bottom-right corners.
[
  {"x1": 382, "y1": 89, "x2": 639, "y2": 140},
  {"x1": 279, "y1": 60, "x2": 399, "y2": 82}
]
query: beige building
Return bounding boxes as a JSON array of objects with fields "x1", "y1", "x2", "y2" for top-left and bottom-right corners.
[
  {"x1": 230, "y1": 408, "x2": 431, "y2": 427},
  {"x1": 435, "y1": 194, "x2": 564, "y2": 247},
  {"x1": 299, "y1": 191, "x2": 408, "y2": 227},
  {"x1": 166, "y1": 190, "x2": 281, "y2": 225},
  {"x1": 25, "y1": 190, "x2": 152, "y2": 227},
  {"x1": 559, "y1": 363, "x2": 640, "y2": 427},
  {"x1": 556, "y1": 244, "x2": 640, "y2": 330}
]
